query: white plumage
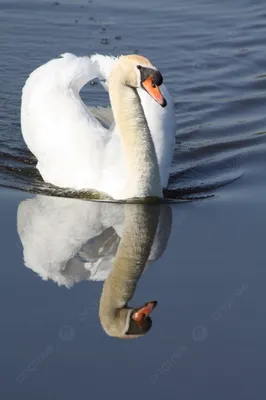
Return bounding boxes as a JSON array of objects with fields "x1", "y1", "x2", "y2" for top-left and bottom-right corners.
[{"x1": 21, "y1": 53, "x2": 176, "y2": 199}]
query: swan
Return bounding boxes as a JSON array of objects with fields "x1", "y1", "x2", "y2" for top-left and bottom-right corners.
[
  {"x1": 21, "y1": 53, "x2": 176, "y2": 199},
  {"x1": 17, "y1": 195, "x2": 172, "y2": 337}
]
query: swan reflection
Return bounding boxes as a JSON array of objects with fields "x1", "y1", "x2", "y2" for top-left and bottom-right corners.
[{"x1": 17, "y1": 195, "x2": 172, "y2": 338}]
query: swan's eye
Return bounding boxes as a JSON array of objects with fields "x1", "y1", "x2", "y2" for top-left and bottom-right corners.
[{"x1": 137, "y1": 65, "x2": 142, "y2": 70}]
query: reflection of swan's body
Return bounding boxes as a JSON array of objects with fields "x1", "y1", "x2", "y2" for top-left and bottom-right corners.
[
  {"x1": 17, "y1": 196, "x2": 172, "y2": 338},
  {"x1": 17, "y1": 195, "x2": 172, "y2": 287},
  {"x1": 21, "y1": 53, "x2": 176, "y2": 199}
]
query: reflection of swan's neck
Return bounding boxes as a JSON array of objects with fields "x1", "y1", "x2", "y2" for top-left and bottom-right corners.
[
  {"x1": 99, "y1": 205, "x2": 159, "y2": 337},
  {"x1": 109, "y1": 78, "x2": 162, "y2": 199}
]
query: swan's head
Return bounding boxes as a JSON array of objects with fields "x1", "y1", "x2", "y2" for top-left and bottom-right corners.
[
  {"x1": 100, "y1": 300, "x2": 157, "y2": 339},
  {"x1": 113, "y1": 54, "x2": 167, "y2": 107}
]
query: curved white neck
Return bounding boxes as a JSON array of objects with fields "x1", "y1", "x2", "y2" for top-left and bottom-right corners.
[{"x1": 109, "y1": 81, "x2": 162, "y2": 199}]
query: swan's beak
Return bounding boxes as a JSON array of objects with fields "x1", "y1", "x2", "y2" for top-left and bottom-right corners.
[
  {"x1": 142, "y1": 76, "x2": 167, "y2": 107},
  {"x1": 132, "y1": 301, "x2": 157, "y2": 326}
]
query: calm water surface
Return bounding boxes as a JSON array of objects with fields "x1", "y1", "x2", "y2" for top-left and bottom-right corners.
[{"x1": 0, "y1": 0, "x2": 266, "y2": 399}]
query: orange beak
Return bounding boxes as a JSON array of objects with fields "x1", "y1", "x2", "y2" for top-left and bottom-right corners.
[
  {"x1": 142, "y1": 76, "x2": 167, "y2": 107},
  {"x1": 132, "y1": 301, "x2": 157, "y2": 326}
]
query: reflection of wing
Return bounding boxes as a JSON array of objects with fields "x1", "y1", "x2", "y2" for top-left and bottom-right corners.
[
  {"x1": 17, "y1": 195, "x2": 172, "y2": 287},
  {"x1": 17, "y1": 196, "x2": 124, "y2": 287},
  {"x1": 76, "y1": 227, "x2": 120, "y2": 281}
]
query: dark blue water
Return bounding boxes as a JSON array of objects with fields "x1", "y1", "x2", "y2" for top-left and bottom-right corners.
[{"x1": 1, "y1": 0, "x2": 266, "y2": 399}]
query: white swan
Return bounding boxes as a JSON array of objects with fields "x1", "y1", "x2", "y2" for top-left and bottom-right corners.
[{"x1": 21, "y1": 53, "x2": 176, "y2": 199}]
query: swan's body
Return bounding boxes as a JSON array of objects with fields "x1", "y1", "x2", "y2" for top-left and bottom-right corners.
[{"x1": 21, "y1": 53, "x2": 176, "y2": 199}]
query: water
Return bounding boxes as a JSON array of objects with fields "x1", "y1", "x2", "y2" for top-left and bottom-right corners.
[{"x1": 1, "y1": 0, "x2": 266, "y2": 399}]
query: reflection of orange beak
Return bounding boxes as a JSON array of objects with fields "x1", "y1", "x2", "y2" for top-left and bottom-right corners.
[
  {"x1": 142, "y1": 76, "x2": 167, "y2": 107},
  {"x1": 132, "y1": 301, "x2": 157, "y2": 326}
]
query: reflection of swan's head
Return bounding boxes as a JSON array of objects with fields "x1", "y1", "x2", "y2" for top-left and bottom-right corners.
[
  {"x1": 110, "y1": 54, "x2": 167, "y2": 107},
  {"x1": 100, "y1": 300, "x2": 157, "y2": 339}
]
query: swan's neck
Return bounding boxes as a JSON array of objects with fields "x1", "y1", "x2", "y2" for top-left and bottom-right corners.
[{"x1": 109, "y1": 82, "x2": 162, "y2": 199}]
